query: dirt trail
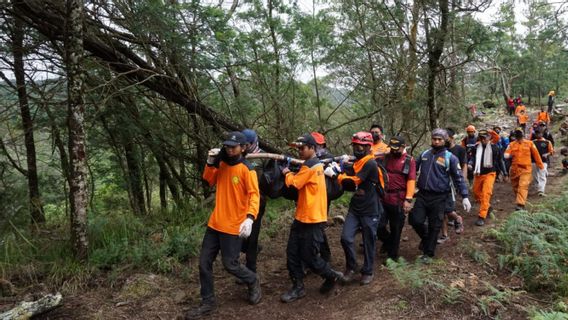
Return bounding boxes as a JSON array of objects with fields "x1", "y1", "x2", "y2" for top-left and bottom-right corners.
[{"x1": 33, "y1": 106, "x2": 567, "y2": 320}]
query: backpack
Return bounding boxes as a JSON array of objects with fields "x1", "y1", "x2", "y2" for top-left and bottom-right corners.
[{"x1": 375, "y1": 160, "x2": 389, "y2": 198}]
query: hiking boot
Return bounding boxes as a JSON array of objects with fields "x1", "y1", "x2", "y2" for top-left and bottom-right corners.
[
  {"x1": 538, "y1": 192, "x2": 546, "y2": 197},
  {"x1": 184, "y1": 302, "x2": 217, "y2": 319},
  {"x1": 475, "y1": 218, "x2": 485, "y2": 226},
  {"x1": 247, "y1": 275, "x2": 262, "y2": 305},
  {"x1": 235, "y1": 278, "x2": 245, "y2": 285},
  {"x1": 320, "y1": 270, "x2": 345, "y2": 294},
  {"x1": 342, "y1": 269, "x2": 356, "y2": 283},
  {"x1": 437, "y1": 235, "x2": 450, "y2": 244},
  {"x1": 454, "y1": 216, "x2": 464, "y2": 234},
  {"x1": 280, "y1": 280, "x2": 305, "y2": 303},
  {"x1": 515, "y1": 204, "x2": 525, "y2": 211},
  {"x1": 360, "y1": 274, "x2": 374, "y2": 286}
]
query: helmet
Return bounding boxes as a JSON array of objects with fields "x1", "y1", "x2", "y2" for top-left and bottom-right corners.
[
  {"x1": 311, "y1": 132, "x2": 326, "y2": 145},
  {"x1": 351, "y1": 132, "x2": 373, "y2": 146},
  {"x1": 466, "y1": 125, "x2": 476, "y2": 133}
]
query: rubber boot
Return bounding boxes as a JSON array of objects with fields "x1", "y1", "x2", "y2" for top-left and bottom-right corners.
[
  {"x1": 280, "y1": 279, "x2": 306, "y2": 303},
  {"x1": 247, "y1": 275, "x2": 262, "y2": 305}
]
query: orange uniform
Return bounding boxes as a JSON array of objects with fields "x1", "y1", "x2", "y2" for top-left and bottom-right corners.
[
  {"x1": 337, "y1": 154, "x2": 375, "y2": 187},
  {"x1": 514, "y1": 105, "x2": 527, "y2": 117},
  {"x1": 518, "y1": 113, "x2": 529, "y2": 125},
  {"x1": 284, "y1": 157, "x2": 328, "y2": 223},
  {"x1": 203, "y1": 161, "x2": 260, "y2": 235},
  {"x1": 504, "y1": 139, "x2": 544, "y2": 206},
  {"x1": 536, "y1": 111, "x2": 551, "y2": 124},
  {"x1": 371, "y1": 141, "x2": 389, "y2": 159}
]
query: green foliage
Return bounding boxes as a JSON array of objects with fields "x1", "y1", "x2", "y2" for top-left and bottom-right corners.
[
  {"x1": 494, "y1": 192, "x2": 568, "y2": 295},
  {"x1": 531, "y1": 310, "x2": 568, "y2": 320},
  {"x1": 386, "y1": 257, "x2": 436, "y2": 289},
  {"x1": 476, "y1": 282, "x2": 516, "y2": 317}
]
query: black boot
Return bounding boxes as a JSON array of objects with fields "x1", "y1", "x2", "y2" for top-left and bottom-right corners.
[
  {"x1": 320, "y1": 270, "x2": 345, "y2": 294},
  {"x1": 247, "y1": 275, "x2": 262, "y2": 305},
  {"x1": 184, "y1": 302, "x2": 217, "y2": 319},
  {"x1": 280, "y1": 279, "x2": 306, "y2": 303}
]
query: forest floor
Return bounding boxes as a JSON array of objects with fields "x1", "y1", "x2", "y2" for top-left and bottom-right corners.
[{"x1": 7, "y1": 106, "x2": 568, "y2": 319}]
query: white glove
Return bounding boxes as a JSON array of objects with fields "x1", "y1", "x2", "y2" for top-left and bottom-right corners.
[
  {"x1": 462, "y1": 198, "x2": 472, "y2": 213},
  {"x1": 543, "y1": 168, "x2": 549, "y2": 176},
  {"x1": 324, "y1": 166, "x2": 336, "y2": 178},
  {"x1": 340, "y1": 154, "x2": 350, "y2": 163},
  {"x1": 239, "y1": 217, "x2": 254, "y2": 238},
  {"x1": 207, "y1": 148, "x2": 221, "y2": 165}
]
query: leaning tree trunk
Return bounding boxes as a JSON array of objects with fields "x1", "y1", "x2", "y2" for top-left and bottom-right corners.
[
  {"x1": 65, "y1": 0, "x2": 88, "y2": 261},
  {"x1": 12, "y1": 12, "x2": 45, "y2": 223}
]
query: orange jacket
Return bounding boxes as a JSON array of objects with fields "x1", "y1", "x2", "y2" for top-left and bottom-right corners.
[
  {"x1": 284, "y1": 157, "x2": 328, "y2": 223},
  {"x1": 371, "y1": 141, "x2": 389, "y2": 159},
  {"x1": 203, "y1": 161, "x2": 260, "y2": 235},
  {"x1": 518, "y1": 114, "x2": 529, "y2": 124},
  {"x1": 515, "y1": 105, "x2": 527, "y2": 117},
  {"x1": 536, "y1": 111, "x2": 551, "y2": 124},
  {"x1": 504, "y1": 139, "x2": 544, "y2": 170}
]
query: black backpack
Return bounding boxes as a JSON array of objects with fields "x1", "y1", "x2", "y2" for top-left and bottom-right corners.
[{"x1": 259, "y1": 159, "x2": 298, "y2": 200}]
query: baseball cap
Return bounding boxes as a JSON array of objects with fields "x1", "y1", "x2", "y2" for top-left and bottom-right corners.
[
  {"x1": 388, "y1": 136, "x2": 405, "y2": 150},
  {"x1": 478, "y1": 129, "x2": 490, "y2": 138},
  {"x1": 223, "y1": 131, "x2": 247, "y2": 146},
  {"x1": 242, "y1": 129, "x2": 258, "y2": 144},
  {"x1": 289, "y1": 133, "x2": 317, "y2": 148}
]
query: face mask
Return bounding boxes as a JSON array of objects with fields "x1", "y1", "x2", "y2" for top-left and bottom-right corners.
[
  {"x1": 390, "y1": 150, "x2": 402, "y2": 157},
  {"x1": 372, "y1": 133, "x2": 381, "y2": 142},
  {"x1": 315, "y1": 146, "x2": 325, "y2": 158},
  {"x1": 353, "y1": 149, "x2": 367, "y2": 159},
  {"x1": 431, "y1": 144, "x2": 444, "y2": 151}
]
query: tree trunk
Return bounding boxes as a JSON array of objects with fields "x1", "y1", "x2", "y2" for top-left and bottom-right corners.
[
  {"x1": 12, "y1": 13, "x2": 45, "y2": 223},
  {"x1": 65, "y1": 0, "x2": 88, "y2": 261},
  {"x1": 159, "y1": 166, "x2": 167, "y2": 210},
  {"x1": 124, "y1": 141, "x2": 146, "y2": 216}
]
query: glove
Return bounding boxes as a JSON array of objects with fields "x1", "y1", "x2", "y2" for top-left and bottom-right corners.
[
  {"x1": 462, "y1": 198, "x2": 472, "y2": 213},
  {"x1": 339, "y1": 154, "x2": 350, "y2": 164},
  {"x1": 239, "y1": 217, "x2": 254, "y2": 238},
  {"x1": 207, "y1": 148, "x2": 221, "y2": 165},
  {"x1": 324, "y1": 162, "x2": 341, "y2": 178},
  {"x1": 543, "y1": 168, "x2": 548, "y2": 176}
]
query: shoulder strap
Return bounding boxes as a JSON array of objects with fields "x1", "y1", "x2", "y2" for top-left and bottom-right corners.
[
  {"x1": 444, "y1": 150, "x2": 452, "y2": 172},
  {"x1": 402, "y1": 154, "x2": 411, "y2": 176}
]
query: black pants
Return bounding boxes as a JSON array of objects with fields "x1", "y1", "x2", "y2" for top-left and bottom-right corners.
[
  {"x1": 287, "y1": 220, "x2": 335, "y2": 281},
  {"x1": 199, "y1": 228, "x2": 257, "y2": 304},
  {"x1": 377, "y1": 203, "x2": 406, "y2": 259},
  {"x1": 409, "y1": 191, "x2": 448, "y2": 257},
  {"x1": 241, "y1": 195, "x2": 267, "y2": 272},
  {"x1": 341, "y1": 213, "x2": 379, "y2": 275}
]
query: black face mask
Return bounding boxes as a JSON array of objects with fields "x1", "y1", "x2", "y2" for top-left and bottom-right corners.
[
  {"x1": 431, "y1": 144, "x2": 445, "y2": 151},
  {"x1": 372, "y1": 133, "x2": 381, "y2": 142},
  {"x1": 390, "y1": 150, "x2": 402, "y2": 157},
  {"x1": 353, "y1": 149, "x2": 367, "y2": 159}
]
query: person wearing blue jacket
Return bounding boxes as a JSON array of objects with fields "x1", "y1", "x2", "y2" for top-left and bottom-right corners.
[{"x1": 410, "y1": 129, "x2": 472, "y2": 263}]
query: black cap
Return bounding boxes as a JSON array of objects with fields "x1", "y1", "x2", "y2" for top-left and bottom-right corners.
[
  {"x1": 223, "y1": 131, "x2": 247, "y2": 146},
  {"x1": 514, "y1": 127, "x2": 524, "y2": 134},
  {"x1": 289, "y1": 133, "x2": 317, "y2": 148},
  {"x1": 388, "y1": 136, "x2": 405, "y2": 150}
]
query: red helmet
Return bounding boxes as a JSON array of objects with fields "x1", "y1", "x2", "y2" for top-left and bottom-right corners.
[
  {"x1": 311, "y1": 132, "x2": 326, "y2": 145},
  {"x1": 351, "y1": 132, "x2": 373, "y2": 146}
]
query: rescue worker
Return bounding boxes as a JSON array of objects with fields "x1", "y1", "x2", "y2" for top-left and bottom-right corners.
[
  {"x1": 470, "y1": 130, "x2": 508, "y2": 226},
  {"x1": 547, "y1": 90, "x2": 555, "y2": 114},
  {"x1": 312, "y1": 132, "x2": 334, "y2": 160},
  {"x1": 504, "y1": 128, "x2": 545, "y2": 211},
  {"x1": 377, "y1": 136, "x2": 416, "y2": 261},
  {"x1": 517, "y1": 109, "x2": 529, "y2": 133},
  {"x1": 410, "y1": 129, "x2": 471, "y2": 263},
  {"x1": 532, "y1": 129, "x2": 553, "y2": 196},
  {"x1": 536, "y1": 106, "x2": 552, "y2": 125},
  {"x1": 461, "y1": 125, "x2": 477, "y2": 184},
  {"x1": 186, "y1": 132, "x2": 261, "y2": 319},
  {"x1": 438, "y1": 128, "x2": 466, "y2": 244},
  {"x1": 529, "y1": 122, "x2": 555, "y2": 147},
  {"x1": 239, "y1": 129, "x2": 267, "y2": 277},
  {"x1": 333, "y1": 132, "x2": 381, "y2": 285},
  {"x1": 370, "y1": 124, "x2": 389, "y2": 159},
  {"x1": 280, "y1": 134, "x2": 346, "y2": 303},
  {"x1": 506, "y1": 96, "x2": 515, "y2": 116}
]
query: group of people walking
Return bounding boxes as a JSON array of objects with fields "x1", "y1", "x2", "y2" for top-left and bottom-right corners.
[{"x1": 184, "y1": 107, "x2": 557, "y2": 318}]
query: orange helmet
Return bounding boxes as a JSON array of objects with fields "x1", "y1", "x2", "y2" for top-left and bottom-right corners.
[
  {"x1": 351, "y1": 132, "x2": 373, "y2": 146},
  {"x1": 311, "y1": 132, "x2": 326, "y2": 145},
  {"x1": 466, "y1": 125, "x2": 476, "y2": 133}
]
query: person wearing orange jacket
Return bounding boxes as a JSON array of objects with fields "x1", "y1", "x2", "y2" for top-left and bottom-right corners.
[
  {"x1": 469, "y1": 130, "x2": 508, "y2": 226},
  {"x1": 504, "y1": 128, "x2": 545, "y2": 211},
  {"x1": 370, "y1": 124, "x2": 389, "y2": 159},
  {"x1": 333, "y1": 132, "x2": 381, "y2": 285},
  {"x1": 536, "y1": 106, "x2": 552, "y2": 125},
  {"x1": 186, "y1": 132, "x2": 261, "y2": 319},
  {"x1": 532, "y1": 129, "x2": 554, "y2": 196},
  {"x1": 280, "y1": 134, "x2": 346, "y2": 303}
]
